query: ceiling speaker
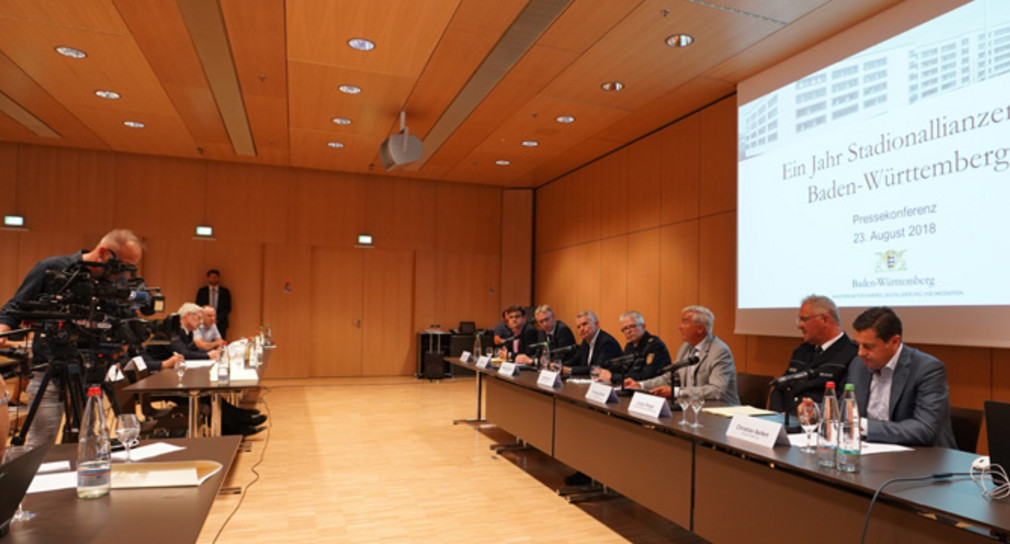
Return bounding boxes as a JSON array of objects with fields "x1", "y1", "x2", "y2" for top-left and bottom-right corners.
[{"x1": 379, "y1": 130, "x2": 423, "y2": 171}]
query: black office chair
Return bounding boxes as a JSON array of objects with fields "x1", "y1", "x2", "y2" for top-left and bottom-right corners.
[
  {"x1": 950, "y1": 406, "x2": 983, "y2": 453},
  {"x1": 736, "y1": 372, "x2": 775, "y2": 408}
]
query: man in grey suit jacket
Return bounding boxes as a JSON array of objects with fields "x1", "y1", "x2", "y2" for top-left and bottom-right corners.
[
  {"x1": 625, "y1": 305, "x2": 740, "y2": 405},
  {"x1": 847, "y1": 307, "x2": 956, "y2": 448}
]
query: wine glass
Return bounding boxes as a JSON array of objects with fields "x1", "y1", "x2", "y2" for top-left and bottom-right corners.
[
  {"x1": 689, "y1": 387, "x2": 705, "y2": 429},
  {"x1": 797, "y1": 401, "x2": 822, "y2": 454},
  {"x1": 676, "y1": 387, "x2": 692, "y2": 426},
  {"x1": 485, "y1": 347, "x2": 494, "y2": 360},
  {"x1": 175, "y1": 360, "x2": 187, "y2": 384},
  {"x1": 116, "y1": 414, "x2": 141, "y2": 462},
  {"x1": 2, "y1": 446, "x2": 36, "y2": 522}
]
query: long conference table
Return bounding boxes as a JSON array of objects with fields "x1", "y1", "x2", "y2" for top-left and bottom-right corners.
[{"x1": 449, "y1": 358, "x2": 1010, "y2": 543}]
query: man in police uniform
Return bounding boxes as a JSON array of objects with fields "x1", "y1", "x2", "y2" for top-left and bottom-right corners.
[{"x1": 596, "y1": 311, "x2": 670, "y2": 385}]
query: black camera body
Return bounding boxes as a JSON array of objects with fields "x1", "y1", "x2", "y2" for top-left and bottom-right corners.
[{"x1": 9, "y1": 257, "x2": 176, "y2": 383}]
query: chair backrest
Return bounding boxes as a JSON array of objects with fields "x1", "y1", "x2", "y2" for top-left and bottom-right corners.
[
  {"x1": 951, "y1": 406, "x2": 984, "y2": 453},
  {"x1": 736, "y1": 372, "x2": 774, "y2": 409}
]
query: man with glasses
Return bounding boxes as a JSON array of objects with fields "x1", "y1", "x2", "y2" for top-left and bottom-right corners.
[
  {"x1": 527, "y1": 305, "x2": 576, "y2": 366},
  {"x1": 769, "y1": 295, "x2": 856, "y2": 413},
  {"x1": 625, "y1": 305, "x2": 739, "y2": 404},
  {"x1": 596, "y1": 311, "x2": 670, "y2": 385}
]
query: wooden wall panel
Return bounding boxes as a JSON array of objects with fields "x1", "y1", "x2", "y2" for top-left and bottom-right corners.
[
  {"x1": 570, "y1": 241, "x2": 602, "y2": 322},
  {"x1": 197, "y1": 241, "x2": 264, "y2": 340},
  {"x1": 362, "y1": 249, "x2": 416, "y2": 375},
  {"x1": 534, "y1": 181, "x2": 562, "y2": 253},
  {"x1": 625, "y1": 134, "x2": 661, "y2": 233},
  {"x1": 660, "y1": 116, "x2": 701, "y2": 224},
  {"x1": 287, "y1": 168, "x2": 363, "y2": 248},
  {"x1": 139, "y1": 236, "x2": 209, "y2": 317},
  {"x1": 500, "y1": 189, "x2": 532, "y2": 307},
  {"x1": 362, "y1": 176, "x2": 436, "y2": 251},
  {"x1": 310, "y1": 247, "x2": 363, "y2": 376},
  {"x1": 994, "y1": 349, "x2": 1010, "y2": 402},
  {"x1": 917, "y1": 343, "x2": 991, "y2": 410},
  {"x1": 205, "y1": 162, "x2": 289, "y2": 245},
  {"x1": 596, "y1": 150, "x2": 630, "y2": 239},
  {"x1": 626, "y1": 229, "x2": 660, "y2": 328},
  {"x1": 699, "y1": 212, "x2": 741, "y2": 362},
  {"x1": 114, "y1": 154, "x2": 206, "y2": 238},
  {"x1": 598, "y1": 235, "x2": 628, "y2": 330},
  {"x1": 261, "y1": 244, "x2": 313, "y2": 378},
  {"x1": 433, "y1": 251, "x2": 500, "y2": 330},
  {"x1": 745, "y1": 335, "x2": 802, "y2": 377},
  {"x1": 17, "y1": 146, "x2": 115, "y2": 236},
  {"x1": 435, "y1": 183, "x2": 501, "y2": 254},
  {"x1": 698, "y1": 97, "x2": 737, "y2": 216},
  {"x1": 0, "y1": 142, "x2": 17, "y2": 205},
  {"x1": 658, "y1": 220, "x2": 700, "y2": 345}
]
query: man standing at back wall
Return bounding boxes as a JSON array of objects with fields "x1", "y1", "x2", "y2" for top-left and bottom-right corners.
[{"x1": 196, "y1": 269, "x2": 231, "y2": 339}]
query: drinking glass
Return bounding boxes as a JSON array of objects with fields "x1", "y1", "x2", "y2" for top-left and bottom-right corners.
[
  {"x1": 175, "y1": 360, "x2": 187, "y2": 384},
  {"x1": 676, "y1": 387, "x2": 692, "y2": 426},
  {"x1": 590, "y1": 365, "x2": 601, "y2": 380},
  {"x1": 116, "y1": 414, "x2": 141, "y2": 462},
  {"x1": 484, "y1": 347, "x2": 494, "y2": 360},
  {"x1": 689, "y1": 387, "x2": 705, "y2": 428},
  {"x1": 2, "y1": 446, "x2": 36, "y2": 521},
  {"x1": 797, "y1": 401, "x2": 822, "y2": 454}
]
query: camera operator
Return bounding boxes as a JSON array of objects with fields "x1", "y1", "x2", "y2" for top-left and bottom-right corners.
[{"x1": 0, "y1": 229, "x2": 143, "y2": 448}]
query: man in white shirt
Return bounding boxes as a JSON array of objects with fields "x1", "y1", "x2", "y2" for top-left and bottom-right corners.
[{"x1": 194, "y1": 305, "x2": 224, "y2": 351}]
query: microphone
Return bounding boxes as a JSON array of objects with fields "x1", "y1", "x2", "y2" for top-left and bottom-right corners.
[
  {"x1": 550, "y1": 344, "x2": 577, "y2": 357},
  {"x1": 496, "y1": 333, "x2": 518, "y2": 345},
  {"x1": 655, "y1": 355, "x2": 700, "y2": 375},
  {"x1": 769, "y1": 362, "x2": 848, "y2": 387}
]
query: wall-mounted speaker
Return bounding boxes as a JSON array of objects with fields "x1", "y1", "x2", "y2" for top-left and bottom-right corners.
[{"x1": 379, "y1": 130, "x2": 423, "y2": 171}]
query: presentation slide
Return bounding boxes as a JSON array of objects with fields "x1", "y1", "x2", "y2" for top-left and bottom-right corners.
[{"x1": 736, "y1": 0, "x2": 1010, "y2": 346}]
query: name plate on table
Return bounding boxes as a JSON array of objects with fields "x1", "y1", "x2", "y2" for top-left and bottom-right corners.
[
  {"x1": 498, "y1": 362, "x2": 520, "y2": 377},
  {"x1": 536, "y1": 370, "x2": 562, "y2": 388},
  {"x1": 459, "y1": 350, "x2": 472, "y2": 363},
  {"x1": 628, "y1": 391, "x2": 672, "y2": 418},
  {"x1": 475, "y1": 356, "x2": 492, "y2": 369},
  {"x1": 726, "y1": 414, "x2": 790, "y2": 448},
  {"x1": 585, "y1": 382, "x2": 618, "y2": 404}
]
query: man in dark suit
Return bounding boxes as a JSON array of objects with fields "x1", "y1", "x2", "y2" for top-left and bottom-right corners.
[
  {"x1": 529, "y1": 304, "x2": 576, "y2": 365},
  {"x1": 769, "y1": 295, "x2": 857, "y2": 414},
  {"x1": 626, "y1": 305, "x2": 739, "y2": 404},
  {"x1": 847, "y1": 307, "x2": 956, "y2": 448},
  {"x1": 195, "y1": 269, "x2": 232, "y2": 339},
  {"x1": 554, "y1": 310, "x2": 622, "y2": 377},
  {"x1": 497, "y1": 305, "x2": 539, "y2": 362}
]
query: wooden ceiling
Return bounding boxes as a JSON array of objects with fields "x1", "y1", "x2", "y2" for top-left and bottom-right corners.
[{"x1": 0, "y1": 0, "x2": 903, "y2": 188}]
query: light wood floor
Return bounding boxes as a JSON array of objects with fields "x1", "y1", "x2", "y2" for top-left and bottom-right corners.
[{"x1": 196, "y1": 377, "x2": 697, "y2": 544}]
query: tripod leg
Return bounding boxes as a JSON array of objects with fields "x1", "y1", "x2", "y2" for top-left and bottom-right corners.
[{"x1": 11, "y1": 371, "x2": 52, "y2": 447}]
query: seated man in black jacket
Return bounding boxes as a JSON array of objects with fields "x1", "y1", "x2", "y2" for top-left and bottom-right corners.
[
  {"x1": 498, "y1": 305, "x2": 539, "y2": 362},
  {"x1": 597, "y1": 311, "x2": 670, "y2": 385},
  {"x1": 769, "y1": 295, "x2": 856, "y2": 414},
  {"x1": 553, "y1": 310, "x2": 622, "y2": 378},
  {"x1": 528, "y1": 305, "x2": 576, "y2": 366}
]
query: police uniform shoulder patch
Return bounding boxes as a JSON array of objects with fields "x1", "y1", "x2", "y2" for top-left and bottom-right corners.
[{"x1": 646, "y1": 353, "x2": 655, "y2": 365}]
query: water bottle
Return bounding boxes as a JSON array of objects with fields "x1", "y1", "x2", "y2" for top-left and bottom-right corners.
[
  {"x1": 817, "y1": 381, "x2": 839, "y2": 468},
  {"x1": 837, "y1": 383, "x2": 861, "y2": 472},
  {"x1": 77, "y1": 385, "x2": 111, "y2": 499},
  {"x1": 473, "y1": 332, "x2": 482, "y2": 362},
  {"x1": 218, "y1": 342, "x2": 231, "y2": 383}
]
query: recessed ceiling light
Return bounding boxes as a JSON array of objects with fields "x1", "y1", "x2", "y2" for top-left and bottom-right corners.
[
  {"x1": 338, "y1": 84, "x2": 362, "y2": 95},
  {"x1": 665, "y1": 34, "x2": 694, "y2": 48},
  {"x1": 94, "y1": 90, "x2": 120, "y2": 99},
  {"x1": 495, "y1": 160, "x2": 511, "y2": 166},
  {"x1": 347, "y1": 38, "x2": 375, "y2": 51},
  {"x1": 601, "y1": 81, "x2": 624, "y2": 92},
  {"x1": 55, "y1": 46, "x2": 87, "y2": 58},
  {"x1": 123, "y1": 121, "x2": 145, "y2": 128},
  {"x1": 331, "y1": 117, "x2": 352, "y2": 125},
  {"x1": 327, "y1": 141, "x2": 345, "y2": 148},
  {"x1": 555, "y1": 115, "x2": 575, "y2": 124},
  {"x1": 521, "y1": 140, "x2": 539, "y2": 147}
]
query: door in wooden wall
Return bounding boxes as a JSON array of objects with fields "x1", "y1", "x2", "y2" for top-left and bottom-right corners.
[{"x1": 310, "y1": 247, "x2": 415, "y2": 377}]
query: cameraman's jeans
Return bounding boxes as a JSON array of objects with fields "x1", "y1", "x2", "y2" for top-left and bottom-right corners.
[{"x1": 25, "y1": 372, "x2": 64, "y2": 448}]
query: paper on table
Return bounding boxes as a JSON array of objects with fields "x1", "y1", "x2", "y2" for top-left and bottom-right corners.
[
  {"x1": 786, "y1": 433, "x2": 913, "y2": 454},
  {"x1": 112, "y1": 460, "x2": 222, "y2": 488},
  {"x1": 703, "y1": 405, "x2": 778, "y2": 418},
  {"x1": 183, "y1": 359, "x2": 215, "y2": 369},
  {"x1": 112, "y1": 441, "x2": 185, "y2": 462},
  {"x1": 27, "y1": 471, "x2": 76, "y2": 494},
  {"x1": 38, "y1": 460, "x2": 71, "y2": 473}
]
